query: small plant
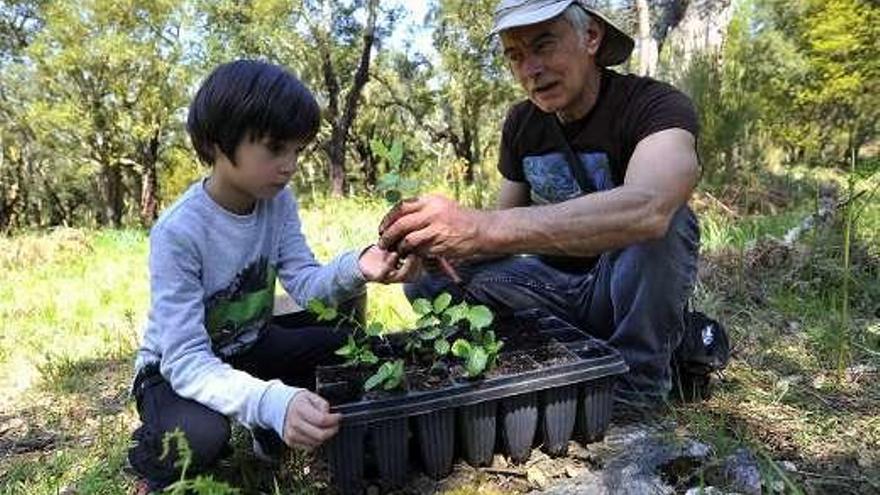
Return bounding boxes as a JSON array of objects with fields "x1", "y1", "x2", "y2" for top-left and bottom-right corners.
[
  {"x1": 411, "y1": 293, "x2": 502, "y2": 378},
  {"x1": 450, "y1": 305, "x2": 503, "y2": 378},
  {"x1": 308, "y1": 298, "x2": 404, "y2": 392},
  {"x1": 161, "y1": 429, "x2": 240, "y2": 494},
  {"x1": 372, "y1": 138, "x2": 419, "y2": 205},
  {"x1": 364, "y1": 358, "x2": 405, "y2": 391}
]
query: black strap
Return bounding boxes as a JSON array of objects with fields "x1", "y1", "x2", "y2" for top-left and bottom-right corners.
[{"x1": 551, "y1": 118, "x2": 594, "y2": 194}]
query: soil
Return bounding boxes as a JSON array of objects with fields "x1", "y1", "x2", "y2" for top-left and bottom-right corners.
[
  {"x1": 486, "y1": 352, "x2": 540, "y2": 379},
  {"x1": 315, "y1": 364, "x2": 372, "y2": 406},
  {"x1": 406, "y1": 364, "x2": 453, "y2": 392},
  {"x1": 531, "y1": 342, "x2": 578, "y2": 367}
]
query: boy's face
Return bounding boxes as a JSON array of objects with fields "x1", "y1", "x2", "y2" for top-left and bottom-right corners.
[{"x1": 212, "y1": 137, "x2": 304, "y2": 207}]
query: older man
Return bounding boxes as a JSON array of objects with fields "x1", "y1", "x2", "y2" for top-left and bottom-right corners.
[{"x1": 379, "y1": 0, "x2": 700, "y2": 408}]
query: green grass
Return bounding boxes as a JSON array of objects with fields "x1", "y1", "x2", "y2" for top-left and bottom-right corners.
[{"x1": 1, "y1": 173, "x2": 879, "y2": 493}]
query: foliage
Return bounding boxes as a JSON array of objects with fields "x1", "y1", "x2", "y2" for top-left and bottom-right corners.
[
  {"x1": 372, "y1": 138, "x2": 419, "y2": 204},
  {"x1": 161, "y1": 429, "x2": 240, "y2": 494},
  {"x1": 363, "y1": 358, "x2": 405, "y2": 391},
  {"x1": 412, "y1": 292, "x2": 502, "y2": 378}
]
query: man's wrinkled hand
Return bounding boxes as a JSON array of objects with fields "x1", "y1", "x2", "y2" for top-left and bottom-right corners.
[
  {"x1": 282, "y1": 391, "x2": 341, "y2": 449},
  {"x1": 377, "y1": 194, "x2": 484, "y2": 259}
]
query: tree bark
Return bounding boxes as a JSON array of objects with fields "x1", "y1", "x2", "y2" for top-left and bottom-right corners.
[
  {"x1": 98, "y1": 163, "x2": 124, "y2": 228},
  {"x1": 139, "y1": 131, "x2": 160, "y2": 227},
  {"x1": 322, "y1": 0, "x2": 379, "y2": 196},
  {"x1": 635, "y1": 0, "x2": 658, "y2": 76}
]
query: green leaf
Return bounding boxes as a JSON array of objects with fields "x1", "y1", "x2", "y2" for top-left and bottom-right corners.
[
  {"x1": 412, "y1": 298, "x2": 433, "y2": 316},
  {"x1": 383, "y1": 359, "x2": 405, "y2": 390},
  {"x1": 384, "y1": 189, "x2": 402, "y2": 205},
  {"x1": 419, "y1": 326, "x2": 442, "y2": 340},
  {"x1": 467, "y1": 305, "x2": 494, "y2": 330},
  {"x1": 360, "y1": 349, "x2": 379, "y2": 365},
  {"x1": 320, "y1": 306, "x2": 338, "y2": 322},
  {"x1": 451, "y1": 338, "x2": 471, "y2": 358},
  {"x1": 433, "y1": 293, "x2": 452, "y2": 313},
  {"x1": 399, "y1": 178, "x2": 420, "y2": 196},
  {"x1": 465, "y1": 346, "x2": 489, "y2": 377},
  {"x1": 306, "y1": 299, "x2": 326, "y2": 315},
  {"x1": 364, "y1": 363, "x2": 392, "y2": 391},
  {"x1": 434, "y1": 339, "x2": 450, "y2": 356},
  {"x1": 365, "y1": 322, "x2": 384, "y2": 337},
  {"x1": 389, "y1": 140, "x2": 404, "y2": 168},
  {"x1": 417, "y1": 315, "x2": 441, "y2": 328},
  {"x1": 334, "y1": 335, "x2": 358, "y2": 358},
  {"x1": 364, "y1": 359, "x2": 404, "y2": 391},
  {"x1": 370, "y1": 139, "x2": 388, "y2": 160},
  {"x1": 443, "y1": 302, "x2": 468, "y2": 325}
]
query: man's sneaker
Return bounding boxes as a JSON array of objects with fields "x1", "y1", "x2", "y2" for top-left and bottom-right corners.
[{"x1": 251, "y1": 428, "x2": 285, "y2": 464}]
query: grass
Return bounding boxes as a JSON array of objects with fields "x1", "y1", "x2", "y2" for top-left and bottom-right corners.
[{"x1": 1, "y1": 168, "x2": 879, "y2": 493}]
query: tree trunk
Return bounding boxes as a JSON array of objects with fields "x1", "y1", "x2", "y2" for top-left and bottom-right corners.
[
  {"x1": 635, "y1": 0, "x2": 658, "y2": 76},
  {"x1": 323, "y1": 0, "x2": 379, "y2": 196},
  {"x1": 99, "y1": 163, "x2": 124, "y2": 228},
  {"x1": 139, "y1": 132, "x2": 160, "y2": 227}
]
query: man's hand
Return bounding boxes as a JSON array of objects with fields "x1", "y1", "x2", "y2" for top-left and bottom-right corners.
[
  {"x1": 358, "y1": 244, "x2": 421, "y2": 283},
  {"x1": 282, "y1": 391, "x2": 341, "y2": 449},
  {"x1": 377, "y1": 194, "x2": 485, "y2": 259}
]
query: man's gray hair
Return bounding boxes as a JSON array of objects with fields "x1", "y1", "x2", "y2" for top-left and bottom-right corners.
[{"x1": 562, "y1": 4, "x2": 593, "y2": 42}]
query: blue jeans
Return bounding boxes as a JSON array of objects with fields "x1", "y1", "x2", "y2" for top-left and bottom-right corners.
[{"x1": 405, "y1": 206, "x2": 700, "y2": 405}]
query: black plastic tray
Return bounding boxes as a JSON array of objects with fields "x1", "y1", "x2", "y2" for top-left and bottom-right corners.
[{"x1": 318, "y1": 308, "x2": 628, "y2": 494}]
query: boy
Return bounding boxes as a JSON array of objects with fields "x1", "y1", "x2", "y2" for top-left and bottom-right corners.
[{"x1": 128, "y1": 60, "x2": 418, "y2": 492}]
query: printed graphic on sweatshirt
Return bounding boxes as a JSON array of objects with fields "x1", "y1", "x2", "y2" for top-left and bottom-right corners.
[
  {"x1": 205, "y1": 257, "x2": 277, "y2": 355},
  {"x1": 523, "y1": 151, "x2": 613, "y2": 205}
]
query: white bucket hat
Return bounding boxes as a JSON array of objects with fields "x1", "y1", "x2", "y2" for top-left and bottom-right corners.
[{"x1": 490, "y1": 0, "x2": 635, "y2": 66}]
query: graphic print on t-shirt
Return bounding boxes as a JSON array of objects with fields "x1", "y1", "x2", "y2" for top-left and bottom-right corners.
[
  {"x1": 523, "y1": 151, "x2": 613, "y2": 204},
  {"x1": 204, "y1": 257, "x2": 277, "y2": 355}
]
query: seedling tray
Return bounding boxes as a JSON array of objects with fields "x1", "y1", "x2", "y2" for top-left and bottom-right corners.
[{"x1": 317, "y1": 308, "x2": 628, "y2": 494}]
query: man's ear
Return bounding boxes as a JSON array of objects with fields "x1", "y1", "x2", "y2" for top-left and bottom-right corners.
[{"x1": 584, "y1": 18, "x2": 605, "y2": 57}]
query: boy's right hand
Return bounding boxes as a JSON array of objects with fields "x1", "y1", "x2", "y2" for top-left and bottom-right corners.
[{"x1": 283, "y1": 391, "x2": 341, "y2": 449}]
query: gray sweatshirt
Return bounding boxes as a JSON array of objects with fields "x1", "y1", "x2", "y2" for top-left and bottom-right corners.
[{"x1": 135, "y1": 180, "x2": 366, "y2": 439}]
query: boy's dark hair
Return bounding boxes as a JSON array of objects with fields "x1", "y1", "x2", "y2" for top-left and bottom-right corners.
[{"x1": 187, "y1": 60, "x2": 320, "y2": 165}]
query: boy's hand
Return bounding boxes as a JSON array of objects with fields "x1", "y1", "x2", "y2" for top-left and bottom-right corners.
[
  {"x1": 283, "y1": 391, "x2": 341, "y2": 449},
  {"x1": 358, "y1": 244, "x2": 421, "y2": 283}
]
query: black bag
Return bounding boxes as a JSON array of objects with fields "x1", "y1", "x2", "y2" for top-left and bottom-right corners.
[{"x1": 671, "y1": 310, "x2": 731, "y2": 402}]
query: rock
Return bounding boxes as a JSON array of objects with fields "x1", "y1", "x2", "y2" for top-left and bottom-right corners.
[
  {"x1": 565, "y1": 465, "x2": 585, "y2": 478},
  {"x1": 528, "y1": 466, "x2": 549, "y2": 489},
  {"x1": 533, "y1": 421, "x2": 712, "y2": 495},
  {"x1": 780, "y1": 460, "x2": 797, "y2": 472},
  {"x1": 769, "y1": 479, "x2": 786, "y2": 493},
  {"x1": 684, "y1": 487, "x2": 726, "y2": 495},
  {"x1": 714, "y1": 448, "x2": 762, "y2": 495},
  {"x1": 492, "y1": 454, "x2": 509, "y2": 469}
]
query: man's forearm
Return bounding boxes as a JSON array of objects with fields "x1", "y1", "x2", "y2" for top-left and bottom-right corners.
[{"x1": 480, "y1": 186, "x2": 677, "y2": 257}]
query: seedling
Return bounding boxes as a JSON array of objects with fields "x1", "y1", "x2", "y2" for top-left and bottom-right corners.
[
  {"x1": 411, "y1": 293, "x2": 502, "y2": 377},
  {"x1": 450, "y1": 305, "x2": 503, "y2": 378},
  {"x1": 364, "y1": 358, "x2": 405, "y2": 391},
  {"x1": 372, "y1": 138, "x2": 419, "y2": 205},
  {"x1": 308, "y1": 298, "x2": 407, "y2": 392}
]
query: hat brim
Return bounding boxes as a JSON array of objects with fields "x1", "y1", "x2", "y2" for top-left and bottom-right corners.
[{"x1": 490, "y1": 1, "x2": 634, "y2": 67}]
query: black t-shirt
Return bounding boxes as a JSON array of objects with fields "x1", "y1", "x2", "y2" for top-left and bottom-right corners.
[{"x1": 497, "y1": 68, "x2": 698, "y2": 271}]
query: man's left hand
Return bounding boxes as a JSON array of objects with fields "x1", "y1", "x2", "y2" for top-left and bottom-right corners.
[{"x1": 377, "y1": 194, "x2": 485, "y2": 259}]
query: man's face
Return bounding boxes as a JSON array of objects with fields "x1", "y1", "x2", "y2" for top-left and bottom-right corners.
[{"x1": 501, "y1": 15, "x2": 602, "y2": 116}]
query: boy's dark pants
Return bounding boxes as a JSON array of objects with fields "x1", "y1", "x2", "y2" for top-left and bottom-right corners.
[{"x1": 128, "y1": 308, "x2": 357, "y2": 491}]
